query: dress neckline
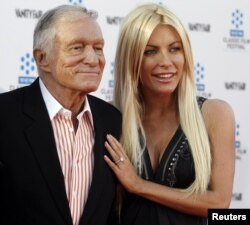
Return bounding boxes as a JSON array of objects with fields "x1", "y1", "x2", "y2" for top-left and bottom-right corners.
[{"x1": 143, "y1": 126, "x2": 184, "y2": 181}]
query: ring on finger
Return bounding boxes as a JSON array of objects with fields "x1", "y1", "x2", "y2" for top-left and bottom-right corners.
[{"x1": 115, "y1": 157, "x2": 124, "y2": 164}]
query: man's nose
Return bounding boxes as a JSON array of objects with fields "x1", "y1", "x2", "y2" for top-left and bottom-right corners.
[{"x1": 82, "y1": 46, "x2": 99, "y2": 66}]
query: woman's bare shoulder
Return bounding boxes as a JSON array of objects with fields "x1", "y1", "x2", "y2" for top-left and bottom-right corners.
[{"x1": 201, "y1": 98, "x2": 235, "y2": 130}]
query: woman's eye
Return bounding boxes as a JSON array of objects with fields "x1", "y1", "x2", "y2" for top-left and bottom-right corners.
[
  {"x1": 144, "y1": 49, "x2": 157, "y2": 55},
  {"x1": 169, "y1": 47, "x2": 181, "y2": 53}
]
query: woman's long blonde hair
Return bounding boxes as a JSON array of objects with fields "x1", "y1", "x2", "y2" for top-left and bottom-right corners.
[{"x1": 113, "y1": 3, "x2": 211, "y2": 194}]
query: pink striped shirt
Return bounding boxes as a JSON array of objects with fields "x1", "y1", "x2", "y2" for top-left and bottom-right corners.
[{"x1": 39, "y1": 79, "x2": 94, "y2": 225}]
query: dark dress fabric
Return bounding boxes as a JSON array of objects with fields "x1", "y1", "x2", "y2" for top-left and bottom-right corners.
[{"x1": 120, "y1": 97, "x2": 207, "y2": 225}]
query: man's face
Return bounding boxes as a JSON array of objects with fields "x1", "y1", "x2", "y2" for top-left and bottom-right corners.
[{"x1": 45, "y1": 17, "x2": 105, "y2": 96}]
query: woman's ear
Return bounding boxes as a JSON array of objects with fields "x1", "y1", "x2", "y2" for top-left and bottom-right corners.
[{"x1": 33, "y1": 49, "x2": 51, "y2": 73}]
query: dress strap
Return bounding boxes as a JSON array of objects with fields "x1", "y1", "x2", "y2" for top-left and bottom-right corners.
[{"x1": 197, "y1": 96, "x2": 207, "y2": 109}]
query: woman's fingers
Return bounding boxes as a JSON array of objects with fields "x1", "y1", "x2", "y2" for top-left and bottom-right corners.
[
  {"x1": 106, "y1": 134, "x2": 122, "y2": 151},
  {"x1": 105, "y1": 134, "x2": 126, "y2": 166},
  {"x1": 106, "y1": 134, "x2": 125, "y2": 155},
  {"x1": 104, "y1": 140, "x2": 118, "y2": 160},
  {"x1": 104, "y1": 155, "x2": 117, "y2": 170}
]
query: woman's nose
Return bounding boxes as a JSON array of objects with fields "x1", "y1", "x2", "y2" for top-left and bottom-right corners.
[{"x1": 158, "y1": 52, "x2": 172, "y2": 67}]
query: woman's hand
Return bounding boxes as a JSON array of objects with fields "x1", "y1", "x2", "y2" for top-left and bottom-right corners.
[{"x1": 104, "y1": 134, "x2": 143, "y2": 193}]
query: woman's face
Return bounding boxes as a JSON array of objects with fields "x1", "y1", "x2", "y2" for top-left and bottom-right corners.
[{"x1": 140, "y1": 24, "x2": 185, "y2": 97}]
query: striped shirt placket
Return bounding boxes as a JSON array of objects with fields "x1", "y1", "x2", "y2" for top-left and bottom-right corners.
[{"x1": 52, "y1": 109, "x2": 94, "y2": 225}]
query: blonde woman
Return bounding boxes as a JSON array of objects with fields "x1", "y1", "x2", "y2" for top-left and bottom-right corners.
[{"x1": 104, "y1": 3, "x2": 235, "y2": 225}]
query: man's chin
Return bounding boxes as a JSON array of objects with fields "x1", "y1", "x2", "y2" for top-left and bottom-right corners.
[{"x1": 80, "y1": 86, "x2": 99, "y2": 94}]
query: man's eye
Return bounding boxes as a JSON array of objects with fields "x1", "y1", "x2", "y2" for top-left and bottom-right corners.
[
  {"x1": 95, "y1": 47, "x2": 103, "y2": 55},
  {"x1": 73, "y1": 46, "x2": 83, "y2": 51}
]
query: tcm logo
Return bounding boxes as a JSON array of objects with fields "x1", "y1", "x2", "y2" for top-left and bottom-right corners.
[
  {"x1": 235, "y1": 123, "x2": 247, "y2": 160},
  {"x1": 68, "y1": 0, "x2": 83, "y2": 5},
  {"x1": 195, "y1": 63, "x2": 205, "y2": 92},
  {"x1": 109, "y1": 61, "x2": 114, "y2": 88},
  {"x1": 18, "y1": 53, "x2": 37, "y2": 85},
  {"x1": 230, "y1": 9, "x2": 244, "y2": 37},
  {"x1": 223, "y1": 9, "x2": 250, "y2": 50},
  {"x1": 100, "y1": 61, "x2": 114, "y2": 101},
  {"x1": 235, "y1": 123, "x2": 241, "y2": 148},
  {"x1": 195, "y1": 63, "x2": 211, "y2": 98}
]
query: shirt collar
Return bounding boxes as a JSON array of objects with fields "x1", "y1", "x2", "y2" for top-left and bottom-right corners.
[{"x1": 39, "y1": 78, "x2": 94, "y2": 126}]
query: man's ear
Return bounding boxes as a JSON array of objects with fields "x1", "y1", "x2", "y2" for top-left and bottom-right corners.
[{"x1": 33, "y1": 49, "x2": 51, "y2": 73}]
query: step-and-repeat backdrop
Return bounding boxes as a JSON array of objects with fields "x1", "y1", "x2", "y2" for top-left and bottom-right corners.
[{"x1": 0, "y1": 0, "x2": 249, "y2": 208}]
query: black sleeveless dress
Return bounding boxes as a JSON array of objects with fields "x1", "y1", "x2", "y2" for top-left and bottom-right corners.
[{"x1": 119, "y1": 97, "x2": 207, "y2": 225}]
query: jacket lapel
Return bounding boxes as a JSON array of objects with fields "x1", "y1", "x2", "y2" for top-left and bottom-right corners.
[
  {"x1": 79, "y1": 97, "x2": 113, "y2": 224},
  {"x1": 22, "y1": 79, "x2": 73, "y2": 225}
]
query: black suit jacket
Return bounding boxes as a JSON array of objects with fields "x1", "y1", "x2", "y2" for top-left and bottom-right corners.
[{"x1": 0, "y1": 79, "x2": 122, "y2": 225}]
